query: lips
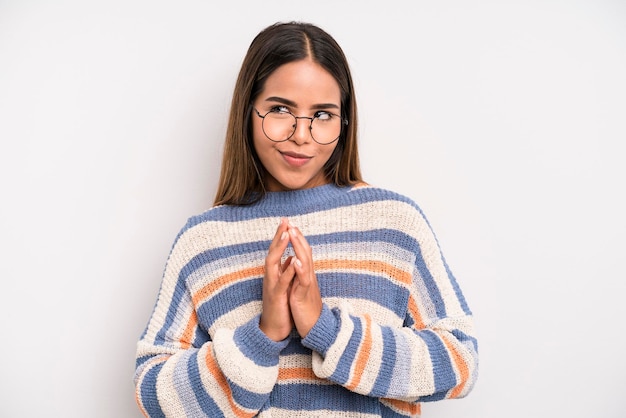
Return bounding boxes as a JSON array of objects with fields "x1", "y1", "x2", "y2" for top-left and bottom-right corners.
[{"x1": 280, "y1": 150, "x2": 312, "y2": 167}]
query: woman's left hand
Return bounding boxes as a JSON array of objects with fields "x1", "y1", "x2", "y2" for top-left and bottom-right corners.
[{"x1": 286, "y1": 223, "x2": 323, "y2": 338}]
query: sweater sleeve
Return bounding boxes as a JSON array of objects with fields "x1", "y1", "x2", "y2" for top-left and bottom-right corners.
[
  {"x1": 134, "y1": 226, "x2": 289, "y2": 417},
  {"x1": 301, "y1": 207, "x2": 479, "y2": 405}
]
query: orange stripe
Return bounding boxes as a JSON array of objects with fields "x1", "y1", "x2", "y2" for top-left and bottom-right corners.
[
  {"x1": 180, "y1": 309, "x2": 198, "y2": 349},
  {"x1": 192, "y1": 266, "x2": 264, "y2": 305},
  {"x1": 382, "y1": 398, "x2": 421, "y2": 415},
  {"x1": 205, "y1": 349, "x2": 255, "y2": 418},
  {"x1": 440, "y1": 333, "x2": 470, "y2": 398},
  {"x1": 278, "y1": 367, "x2": 321, "y2": 381},
  {"x1": 407, "y1": 296, "x2": 426, "y2": 329},
  {"x1": 346, "y1": 314, "x2": 373, "y2": 391},
  {"x1": 314, "y1": 259, "x2": 412, "y2": 285},
  {"x1": 191, "y1": 259, "x2": 410, "y2": 306}
]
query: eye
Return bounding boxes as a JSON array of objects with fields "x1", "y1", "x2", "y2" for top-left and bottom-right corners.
[
  {"x1": 269, "y1": 105, "x2": 290, "y2": 114},
  {"x1": 314, "y1": 111, "x2": 335, "y2": 121}
]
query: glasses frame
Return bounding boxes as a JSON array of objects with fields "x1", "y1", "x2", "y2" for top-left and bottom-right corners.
[{"x1": 253, "y1": 107, "x2": 348, "y2": 145}]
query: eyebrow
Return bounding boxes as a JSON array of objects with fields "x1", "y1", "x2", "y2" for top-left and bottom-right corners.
[{"x1": 263, "y1": 96, "x2": 340, "y2": 110}]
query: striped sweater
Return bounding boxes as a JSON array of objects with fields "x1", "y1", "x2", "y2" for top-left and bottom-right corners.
[{"x1": 134, "y1": 184, "x2": 478, "y2": 417}]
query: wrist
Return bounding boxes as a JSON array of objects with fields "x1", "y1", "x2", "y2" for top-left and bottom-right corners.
[{"x1": 259, "y1": 317, "x2": 292, "y2": 342}]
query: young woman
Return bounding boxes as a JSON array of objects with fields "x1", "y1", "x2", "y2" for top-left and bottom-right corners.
[{"x1": 134, "y1": 22, "x2": 478, "y2": 418}]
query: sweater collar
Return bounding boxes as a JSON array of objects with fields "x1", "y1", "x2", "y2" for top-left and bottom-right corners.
[{"x1": 251, "y1": 183, "x2": 350, "y2": 212}]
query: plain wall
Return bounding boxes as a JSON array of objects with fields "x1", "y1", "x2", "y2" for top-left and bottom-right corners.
[{"x1": 1, "y1": 1, "x2": 625, "y2": 417}]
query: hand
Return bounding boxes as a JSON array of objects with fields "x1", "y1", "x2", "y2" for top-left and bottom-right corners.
[
  {"x1": 259, "y1": 218, "x2": 296, "y2": 341},
  {"x1": 286, "y1": 223, "x2": 323, "y2": 338}
]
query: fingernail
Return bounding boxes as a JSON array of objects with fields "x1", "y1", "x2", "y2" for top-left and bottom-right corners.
[
  {"x1": 289, "y1": 228, "x2": 297, "y2": 237},
  {"x1": 281, "y1": 231, "x2": 288, "y2": 240},
  {"x1": 291, "y1": 257, "x2": 302, "y2": 268}
]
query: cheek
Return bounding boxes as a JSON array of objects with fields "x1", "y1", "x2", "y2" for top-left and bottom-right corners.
[{"x1": 321, "y1": 142, "x2": 339, "y2": 163}]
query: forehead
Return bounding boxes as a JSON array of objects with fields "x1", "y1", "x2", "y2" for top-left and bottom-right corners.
[{"x1": 259, "y1": 59, "x2": 341, "y2": 106}]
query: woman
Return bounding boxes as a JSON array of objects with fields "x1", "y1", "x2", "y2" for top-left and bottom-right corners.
[{"x1": 134, "y1": 21, "x2": 478, "y2": 417}]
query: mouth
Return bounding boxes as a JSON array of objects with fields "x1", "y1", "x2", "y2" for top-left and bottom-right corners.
[{"x1": 280, "y1": 151, "x2": 312, "y2": 167}]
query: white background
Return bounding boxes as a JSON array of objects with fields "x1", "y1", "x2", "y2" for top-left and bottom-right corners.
[{"x1": 1, "y1": 1, "x2": 625, "y2": 417}]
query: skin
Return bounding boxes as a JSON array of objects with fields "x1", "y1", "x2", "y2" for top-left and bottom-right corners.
[
  {"x1": 252, "y1": 59, "x2": 341, "y2": 192},
  {"x1": 254, "y1": 59, "x2": 341, "y2": 341}
]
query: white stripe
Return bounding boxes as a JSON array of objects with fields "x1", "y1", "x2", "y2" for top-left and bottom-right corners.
[
  {"x1": 353, "y1": 318, "x2": 385, "y2": 394},
  {"x1": 212, "y1": 327, "x2": 278, "y2": 394},
  {"x1": 186, "y1": 249, "x2": 266, "y2": 292},
  {"x1": 156, "y1": 352, "x2": 192, "y2": 417},
  {"x1": 402, "y1": 328, "x2": 436, "y2": 397},
  {"x1": 324, "y1": 297, "x2": 404, "y2": 327},
  {"x1": 315, "y1": 240, "x2": 414, "y2": 268},
  {"x1": 311, "y1": 301, "x2": 355, "y2": 379},
  {"x1": 207, "y1": 300, "x2": 262, "y2": 336},
  {"x1": 278, "y1": 354, "x2": 333, "y2": 385},
  {"x1": 260, "y1": 408, "x2": 382, "y2": 418}
]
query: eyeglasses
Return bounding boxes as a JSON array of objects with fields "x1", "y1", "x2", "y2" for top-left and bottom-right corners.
[{"x1": 253, "y1": 106, "x2": 348, "y2": 145}]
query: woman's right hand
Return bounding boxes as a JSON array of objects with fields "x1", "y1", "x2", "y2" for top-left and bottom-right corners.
[{"x1": 259, "y1": 218, "x2": 296, "y2": 341}]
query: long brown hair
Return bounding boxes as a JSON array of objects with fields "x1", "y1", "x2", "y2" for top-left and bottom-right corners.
[{"x1": 213, "y1": 22, "x2": 362, "y2": 206}]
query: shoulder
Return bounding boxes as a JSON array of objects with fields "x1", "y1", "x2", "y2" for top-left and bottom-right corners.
[
  {"x1": 167, "y1": 204, "x2": 245, "y2": 250},
  {"x1": 347, "y1": 183, "x2": 425, "y2": 214},
  {"x1": 341, "y1": 183, "x2": 436, "y2": 235}
]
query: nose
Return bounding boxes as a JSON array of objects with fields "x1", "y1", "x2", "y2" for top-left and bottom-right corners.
[{"x1": 290, "y1": 116, "x2": 313, "y2": 145}]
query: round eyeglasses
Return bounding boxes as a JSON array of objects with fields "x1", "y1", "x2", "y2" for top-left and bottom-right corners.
[{"x1": 253, "y1": 106, "x2": 348, "y2": 145}]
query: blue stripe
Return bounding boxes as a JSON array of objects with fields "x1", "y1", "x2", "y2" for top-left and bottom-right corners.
[
  {"x1": 452, "y1": 329, "x2": 478, "y2": 353},
  {"x1": 196, "y1": 278, "x2": 262, "y2": 330},
  {"x1": 140, "y1": 362, "x2": 166, "y2": 418},
  {"x1": 413, "y1": 246, "x2": 447, "y2": 318},
  {"x1": 187, "y1": 351, "x2": 223, "y2": 417},
  {"x1": 371, "y1": 326, "x2": 396, "y2": 396},
  {"x1": 135, "y1": 355, "x2": 152, "y2": 369},
  {"x1": 229, "y1": 378, "x2": 269, "y2": 410},
  {"x1": 318, "y1": 272, "x2": 408, "y2": 317},
  {"x1": 183, "y1": 185, "x2": 420, "y2": 226},
  {"x1": 421, "y1": 330, "x2": 456, "y2": 395},
  {"x1": 269, "y1": 382, "x2": 379, "y2": 412},
  {"x1": 307, "y1": 229, "x2": 414, "y2": 251},
  {"x1": 233, "y1": 320, "x2": 282, "y2": 368},
  {"x1": 419, "y1": 390, "x2": 448, "y2": 402},
  {"x1": 192, "y1": 327, "x2": 211, "y2": 347},
  {"x1": 282, "y1": 338, "x2": 310, "y2": 355}
]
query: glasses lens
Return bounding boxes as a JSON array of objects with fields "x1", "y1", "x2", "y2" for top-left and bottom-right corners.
[
  {"x1": 263, "y1": 112, "x2": 296, "y2": 142},
  {"x1": 311, "y1": 113, "x2": 342, "y2": 144}
]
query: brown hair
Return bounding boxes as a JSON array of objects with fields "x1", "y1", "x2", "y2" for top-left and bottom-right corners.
[{"x1": 213, "y1": 22, "x2": 362, "y2": 206}]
